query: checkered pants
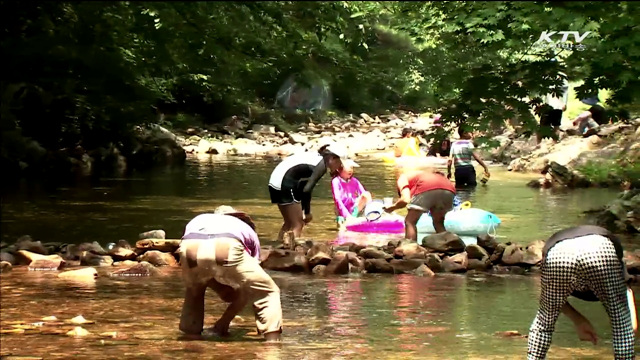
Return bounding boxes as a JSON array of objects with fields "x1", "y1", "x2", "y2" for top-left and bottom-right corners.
[{"x1": 527, "y1": 235, "x2": 636, "y2": 359}]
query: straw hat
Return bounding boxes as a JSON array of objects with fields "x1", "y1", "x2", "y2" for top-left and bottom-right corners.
[{"x1": 214, "y1": 205, "x2": 256, "y2": 230}]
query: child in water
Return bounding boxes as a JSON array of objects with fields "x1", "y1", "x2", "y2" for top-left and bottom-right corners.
[{"x1": 331, "y1": 159, "x2": 373, "y2": 225}]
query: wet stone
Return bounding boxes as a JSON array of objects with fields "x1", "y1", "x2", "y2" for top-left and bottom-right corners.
[
  {"x1": 110, "y1": 261, "x2": 159, "y2": 277},
  {"x1": 1, "y1": 261, "x2": 12, "y2": 273},
  {"x1": 80, "y1": 252, "x2": 114, "y2": 267},
  {"x1": 359, "y1": 247, "x2": 393, "y2": 260},
  {"x1": 137, "y1": 250, "x2": 178, "y2": 267},
  {"x1": 426, "y1": 253, "x2": 443, "y2": 273},
  {"x1": 28, "y1": 259, "x2": 66, "y2": 271},
  {"x1": 58, "y1": 267, "x2": 98, "y2": 280},
  {"x1": 364, "y1": 258, "x2": 394, "y2": 274},
  {"x1": 78, "y1": 241, "x2": 107, "y2": 255},
  {"x1": 139, "y1": 229, "x2": 166, "y2": 240},
  {"x1": 1, "y1": 251, "x2": 16, "y2": 265}
]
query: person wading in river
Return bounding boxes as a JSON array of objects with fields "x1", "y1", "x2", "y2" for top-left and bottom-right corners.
[
  {"x1": 383, "y1": 167, "x2": 456, "y2": 241},
  {"x1": 527, "y1": 225, "x2": 637, "y2": 359},
  {"x1": 268, "y1": 144, "x2": 346, "y2": 245},
  {"x1": 448, "y1": 126, "x2": 490, "y2": 188},
  {"x1": 178, "y1": 206, "x2": 282, "y2": 342}
]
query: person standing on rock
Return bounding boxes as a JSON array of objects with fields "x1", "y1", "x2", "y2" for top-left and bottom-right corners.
[
  {"x1": 447, "y1": 126, "x2": 490, "y2": 188},
  {"x1": 383, "y1": 167, "x2": 456, "y2": 240},
  {"x1": 268, "y1": 143, "x2": 346, "y2": 244},
  {"x1": 536, "y1": 69, "x2": 570, "y2": 144},
  {"x1": 527, "y1": 225, "x2": 637, "y2": 359},
  {"x1": 178, "y1": 205, "x2": 283, "y2": 342}
]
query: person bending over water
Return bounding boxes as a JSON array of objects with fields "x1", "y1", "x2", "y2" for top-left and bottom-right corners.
[
  {"x1": 527, "y1": 225, "x2": 637, "y2": 359},
  {"x1": 331, "y1": 159, "x2": 372, "y2": 225},
  {"x1": 384, "y1": 167, "x2": 456, "y2": 241},
  {"x1": 179, "y1": 206, "x2": 282, "y2": 342},
  {"x1": 268, "y1": 144, "x2": 345, "y2": 242},
  {"x1": 448, "y1": 126, "x2": 490, "y2": 188}
]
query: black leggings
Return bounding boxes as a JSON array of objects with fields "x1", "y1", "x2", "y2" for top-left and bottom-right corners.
[{"x1": 454, "y1": 165, "x2": 477, "y2": 188}]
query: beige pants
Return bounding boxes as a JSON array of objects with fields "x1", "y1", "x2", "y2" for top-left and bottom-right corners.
[{"x1": 180, "y1": 237, "x2": 282, "y2": 335}]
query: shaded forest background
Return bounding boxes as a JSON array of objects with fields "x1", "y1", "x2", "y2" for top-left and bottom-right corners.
[{"x1": 2, "y1": 1, "x2": 639, "y2": 154}]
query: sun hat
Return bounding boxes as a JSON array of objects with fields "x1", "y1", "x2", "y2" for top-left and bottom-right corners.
[
  {"x1": 342, "y1": 158, "x2": 360, "y2": 168},
  {"x1": 214, "y1": 205, "x2": 256, "y2": 230},
  {"x1": 320, "y1": 142, "x2": 349, "y2": 158}
]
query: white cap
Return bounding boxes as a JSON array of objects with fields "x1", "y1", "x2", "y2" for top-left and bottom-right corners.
[
  {"x1": 323, "y1": 143, "x2": 349, "y2": 158},
  {"x1": 342, "y1": 159, "x2": 359, "y2": 168}
]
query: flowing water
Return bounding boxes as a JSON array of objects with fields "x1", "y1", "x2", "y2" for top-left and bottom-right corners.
[{"x1": 1, "y1": 155, "x2": 638, "y2": 359}]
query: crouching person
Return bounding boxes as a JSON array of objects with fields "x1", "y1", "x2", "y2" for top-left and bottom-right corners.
[
  {"x1": 527, "y1": 225, "x2": 637, "y2": 359},
  {"x1": 179, "y1": 205, "x2": 282, "y2": 342}
]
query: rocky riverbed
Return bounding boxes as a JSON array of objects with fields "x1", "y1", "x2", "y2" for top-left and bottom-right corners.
[{"x1": 2, "y1": 230, "x2": 639, "y2": 283}]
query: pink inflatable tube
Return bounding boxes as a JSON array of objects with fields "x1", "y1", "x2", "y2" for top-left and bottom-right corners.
[{"x1": 344, "y1": 215, "x2": 405, "y2": 234}]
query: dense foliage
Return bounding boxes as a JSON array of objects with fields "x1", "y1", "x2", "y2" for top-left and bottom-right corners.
[{"x1": 2, "y1": 1, "x2": 639, "y2": 151}]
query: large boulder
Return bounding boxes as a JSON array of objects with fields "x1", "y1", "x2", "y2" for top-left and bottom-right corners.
[{"x1": 422, "y1": 232, "x2": 466, "y2": 253}]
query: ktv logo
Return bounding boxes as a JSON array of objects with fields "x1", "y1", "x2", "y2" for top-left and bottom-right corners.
[{"x1": 534, "y1": 31, "x2": 592, "y2": 51}]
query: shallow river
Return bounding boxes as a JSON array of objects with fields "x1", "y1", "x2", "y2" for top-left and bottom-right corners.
[{"x1": 1, "y1": 155, "x2": 638, "y2": 359}]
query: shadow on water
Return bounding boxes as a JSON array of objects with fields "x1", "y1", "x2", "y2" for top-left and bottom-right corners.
[{"x1": 1, "y1": 155, "x2": 637, "y2": 358}]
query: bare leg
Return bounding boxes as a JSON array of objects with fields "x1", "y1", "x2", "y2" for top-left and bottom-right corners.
[
  {"x1": 179, "y1": 284, "x2": 207, "y2": 334},
  {"x1": 404, "y1": 209, "x2": 423, "y2": 242},
  {"x1": 278, "y1": 203, "x2": 304, "y2": 239},
  {"x1": 276, "y1": 204, "x2": 292, "y2": 242},
  {"x1": 212, "y1": 287, "x2": 249, "y2": 336},
  {"x1": 430, "y1": 208, "x2": 447, "y2": 233},
  {"x1": 356, "y1": 191, "x2": 372, "y2": 213}
]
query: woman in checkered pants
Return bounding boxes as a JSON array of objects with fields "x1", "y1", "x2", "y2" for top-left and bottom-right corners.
[{"x1": 527, "y1": 225, "x2": 637, "y2": 359}]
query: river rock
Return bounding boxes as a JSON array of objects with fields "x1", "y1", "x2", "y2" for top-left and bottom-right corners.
[
  {"x1": 477, "y1": 234, "x2": 499, "y2": 254},
  {"x1": 15, "y1": 236, "x2": 48, "y2": 255},
  {"x1": 28, "y1": 258, "x2": 66, "y2": 271},
  {"x1": 624, "y1": 250, "x2": 640, "y2": 275},
  {"x1": 490, "y1": 243, "x2": 508, "y2": 264},
  {"x1": 116, "y1": 239, "x2": 133, "y2": 250},
  {"x1": 138, "y1": 229, "x2": 166, "y2": 240},
  {"x1": 111, "y1": 261, "x2": 159, "y2": 277},
  {"x1": 137, "y1": 250, "x2": 178, "y2": 267},
  {"x1": 42, "y1": 242, "x2": 64, "y2": 254},
  {"x1": 0, "y1": 252, "x2": 16, "y2": 265},
  {"x1": 347, "y1": 243, "x2": 367, "y2": 255},
  {"x1": 80, "y1": 252, "x2": 114, "y2": 267},
  {"x1": 324, "y1": 251, "x2": 351, "y2": 275},
  {"x1": 441, "y1": 253, "x2": 468, "y2": 273},
  {"x1": 468, "y1": 258, "x2": 492, "y2": 271},
  {"x1": 307, "y1": 243, "x2": 333, "y2": 268},
  {"x1": 425, "y1": 253, "x2": 443, "y2": 272},
  {"x1": 465, "y1": 244, "x2": 490, "y2": 261},
  {"x1": 58, "y1": 267, "x2": 98, "y2": 280},
  {"x1": 108, "y1": 246, "x2": 137, "y2": 261},
  {"x1": 359, "y1": 247, "x2": 393, "y2": 260},
  {"x1": 522, "y1": 240, "x2": 545, "y2": 265},
  {"x1": 0, "y1": 261, "x2": 12, "y2": 273},
  {"x1": 312, "y1": 264, "x2": 327, "y2": 275},
  {"x1": 393, "y1": 243, "x2": 428, "y2": 260},
  {"x1": 422, "y1": 232, "x2": 466, "y2": 253},
  {"x1": 390, "y1": 259, "x2": 426, "y2": 274},
  {"x1": 347, "y1": 253, "x2": 365, "y2": 273},
  {"x1": 492, "y1": 265, "x2": 528, "y2": 275},
  {"x1": 261, "y1": 249, "x2": 310, "y2": 273},
  {"x1": 364, "y1": 258, "x2": 394, "y2": 274},
  {"x1": 136, "y1": 239, "x2": 181, "y2": 253},
  {"x1": 501, "y1": 244, "x2": 525, "y2": 265},
  {"x1": 414, "y1": 264, "x2": 435, "y2": 277},
  {"x1": 15, "y1": 250, "x2": 63, "y2": 265},
  {"x1": 113, "y1": 260, "x2": 139, "y2": 267},
  {"x1": 78, "y1": 241, "x2": 107, "y2": 255}
]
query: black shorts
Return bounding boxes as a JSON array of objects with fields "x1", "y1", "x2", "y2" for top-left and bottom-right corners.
[
  {"x1": 454, "y1": 165, "x2": 477, "y2": 188},
  {"x1": 540, "y1": 109, "x2": 563, "y2": 127},
  {"x1": 268, "y1": 185, "x2": 301, "y2": 205}
]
